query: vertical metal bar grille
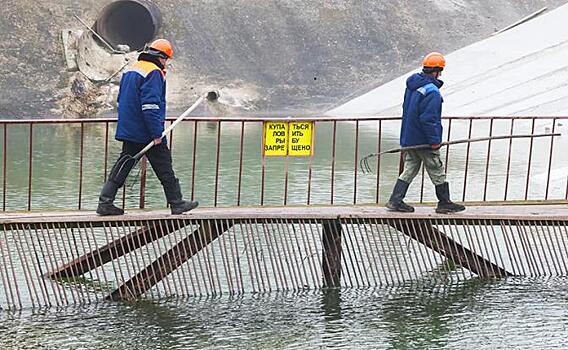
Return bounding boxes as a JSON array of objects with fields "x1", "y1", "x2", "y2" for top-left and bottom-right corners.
[{"x1": 1, "y1": 215, "x2": 566, "y2": 309}]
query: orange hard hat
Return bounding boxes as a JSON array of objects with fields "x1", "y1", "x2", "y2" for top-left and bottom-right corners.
[
  {"x1": 422, "y1": 52, "x2": 445, "y2": 69},
  {"x1": 148, "y1": 39, "x2": 173, "y2": 59}
]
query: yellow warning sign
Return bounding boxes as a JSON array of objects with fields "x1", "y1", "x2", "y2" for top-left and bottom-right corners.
[
  {"x1": 263, "y1": 121, "x2": 288, "y2": 156},
  {"x1": 263, "y1": 121, "x2": 314, "y2": 157},
  {"x1": 288, "y1": 121, "x2": 314, "y2": 156}
]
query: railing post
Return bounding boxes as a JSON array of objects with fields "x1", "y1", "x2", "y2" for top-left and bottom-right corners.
[
  {"x1": 3, "y1": 123, "x2": 7, "y2": 211},
  {"x1": 139, "y1": 156, "x2": 148, "y2": 209},
  {"x1": 78, "y1": 122, "x2": 84, "y2": 210},
  {"x1": 322, "y1": 219, "x2": 342, "y2": 287},
  {"x1": 27, "y1": 123, "x2": 33, "y2": 211}
]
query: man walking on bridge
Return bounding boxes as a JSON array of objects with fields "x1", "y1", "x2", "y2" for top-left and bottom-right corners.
[
  {"x1": 386, "y1": 52, "x2": 465, "y2": 214},
  {"x1": 97, "y1": 39, "x2": 199, "y2": 216}
]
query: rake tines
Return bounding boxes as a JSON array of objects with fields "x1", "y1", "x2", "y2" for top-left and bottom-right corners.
[{"x1": 360, "y1": 154, "x2": 376, "y2": 174}]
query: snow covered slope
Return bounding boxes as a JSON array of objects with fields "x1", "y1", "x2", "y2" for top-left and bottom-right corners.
[{"x1": 327, "y1": 3, "x2": 568, "y2": 117}]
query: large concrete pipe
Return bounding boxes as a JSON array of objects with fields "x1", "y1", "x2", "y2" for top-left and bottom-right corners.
[{"x1": 93, "y1": 0, "x2": 162, "y2": 51}]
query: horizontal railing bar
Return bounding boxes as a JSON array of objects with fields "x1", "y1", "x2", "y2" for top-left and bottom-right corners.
[
  {"x1": 442, "y1": 116, "x2": 568, "y2": 120},
  {"x1": 0, "y1": 115, "x2": 566, "y2": 125}
]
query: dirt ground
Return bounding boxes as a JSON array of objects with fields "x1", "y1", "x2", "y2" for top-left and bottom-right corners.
[{"x1": 1, "y1": 0, "x2": 565, "y2": 118}]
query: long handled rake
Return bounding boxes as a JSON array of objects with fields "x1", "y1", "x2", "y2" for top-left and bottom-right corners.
[
  {"x1": 109, "y1": 91, "x2": 220, "y2": 185},
  {"x1": 360, "y1": 133, "x2": 561, "y2": 174}
]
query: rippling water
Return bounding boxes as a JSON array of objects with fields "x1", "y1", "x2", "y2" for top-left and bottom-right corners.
[{"x1": 1, "y1": 278, "x2": 567, "y2": 349}]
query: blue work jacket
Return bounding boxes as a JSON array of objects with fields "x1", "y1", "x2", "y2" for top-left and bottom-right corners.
[
  {"x1": 400, "y1": 73, "x2": 444, "y2": 147},
  {"x1": 115, "y1": 59, "x2": 167, "y2": 145}
]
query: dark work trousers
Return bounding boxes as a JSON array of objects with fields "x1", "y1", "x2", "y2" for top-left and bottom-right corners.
[{"x1": 100, "y1": 141, "x2": 182, "y2": 204}]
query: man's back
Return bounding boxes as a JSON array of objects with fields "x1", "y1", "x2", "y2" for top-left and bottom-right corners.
[
  {"x1": 116, "y1": 60, "x2": 166, "y2": 145},
  {"x1": 400, "y1": 72, "x2": 443, "y2": 147}
]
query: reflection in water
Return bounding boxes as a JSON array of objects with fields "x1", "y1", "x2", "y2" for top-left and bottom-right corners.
[
  {"x1": 381, "y1": 279, "x2": 488, "y2": 349},
  {"x1": 1, "y1": 278, "x2": 567, "y2": 349},
  {"x1": 322, "y1": 289, "x2": 342, "y2": 321}
]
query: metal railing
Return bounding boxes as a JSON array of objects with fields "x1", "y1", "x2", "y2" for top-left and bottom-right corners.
[{"x1": 0, "y1": 115, "x2": 565, "y2": 211}]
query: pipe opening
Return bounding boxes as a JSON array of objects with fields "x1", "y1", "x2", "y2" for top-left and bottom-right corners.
[
  {"x1": 94, "y1": 0, "x2": 162, "y2": 51},
  {"x1": 206, "y1": 91, "x2": 220, "y2": 102}
]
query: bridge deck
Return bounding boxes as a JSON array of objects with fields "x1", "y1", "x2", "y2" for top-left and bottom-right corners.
[{"x1": 0, "y1": 204, "x2": 566, "y2": 223}]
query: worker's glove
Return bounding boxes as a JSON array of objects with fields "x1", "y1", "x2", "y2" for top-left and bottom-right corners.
[{"x1": 431, "y1": 144, "x2": 441, "y2": 150}]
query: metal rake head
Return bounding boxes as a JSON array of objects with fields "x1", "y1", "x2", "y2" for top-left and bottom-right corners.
[{"x1": 359, "y1": 154, "x2": 377, "y2": 174}]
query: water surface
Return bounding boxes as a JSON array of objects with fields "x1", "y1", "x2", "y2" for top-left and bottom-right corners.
[{"x1": 1, "y1": 278, "x2": 567, "y2": 349}]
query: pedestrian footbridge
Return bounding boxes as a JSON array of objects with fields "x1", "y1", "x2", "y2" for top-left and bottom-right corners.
[{"x1": 0, "y1": 204, "x2": 566, "y2": 309}]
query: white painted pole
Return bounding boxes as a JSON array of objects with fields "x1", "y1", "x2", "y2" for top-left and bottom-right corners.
[{"x1": 134, "y1": 95, "x2": 205, "y2": 159}]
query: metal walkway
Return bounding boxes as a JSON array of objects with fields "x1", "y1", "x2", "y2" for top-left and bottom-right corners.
[{"x1": 0, "y1": 204, "x2": 566, "y2": 309}]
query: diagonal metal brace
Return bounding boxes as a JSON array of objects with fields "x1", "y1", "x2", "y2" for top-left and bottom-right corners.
[
  {"x1": 47, "y1": 219, "x2": 187, "y2": 280},
  {"x1": 107, "y1": 219, "x2": 233, "y2": 301},
  {"x1": 389, "y1": 219, "x2": 512, "y2": 278}
]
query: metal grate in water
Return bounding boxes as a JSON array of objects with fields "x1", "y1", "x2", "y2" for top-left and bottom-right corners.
[{"x1": 1, "y1": 213, "x2": 566, "y2": 310}]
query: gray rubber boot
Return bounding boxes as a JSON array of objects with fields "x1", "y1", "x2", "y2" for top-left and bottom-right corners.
[
  {"x1": 96, "y1": 181, "x2": 124, "y2": 216},
  {"x1": 386, "y1": 179, "x2": 415, "y2": 213},
  {"x1": 435, "y1": 182, "x2": 466, "y2": 213},
  {"x1": 164, "y1": 179, "x2": 199, "y2": 215}
]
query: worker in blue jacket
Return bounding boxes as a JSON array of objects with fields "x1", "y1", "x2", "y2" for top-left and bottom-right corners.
[
  {"x1": 386, "y1": 52, "x2": 465, "y2": 213},
  {"x1": 97, "y1": 39, "x2": 198, "y2": 216}
]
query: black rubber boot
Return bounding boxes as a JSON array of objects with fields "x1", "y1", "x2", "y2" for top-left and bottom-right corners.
[
  {"x1": 170, "y1": 200, "x2": 199, "y2": 215},
  {"x1": 386, "y1": 179, "x2": 415, "y2": 213},
  {"x1": 96, "y1": 181, "x2": 124, "y2": 216},
  {"x1": 435, "y1": 182, "x2": 466, "y2": 214},
  {"x1": 164, "y1": 179, "x2": 199, "y2": 215}
]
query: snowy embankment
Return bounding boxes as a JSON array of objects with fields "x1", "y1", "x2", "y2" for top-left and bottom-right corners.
[
  {"x1": 327, "y1": 4, "x2": 568, "y2": 201},
  {"x1": 327, "y1": 4, "x2": 568, "y2": 117}
]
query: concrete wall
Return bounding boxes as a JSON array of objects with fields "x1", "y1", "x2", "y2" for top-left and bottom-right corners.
[{"x1": 1, "y1": 0, "x2": 566, "y2": 118}]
